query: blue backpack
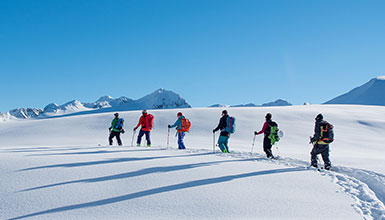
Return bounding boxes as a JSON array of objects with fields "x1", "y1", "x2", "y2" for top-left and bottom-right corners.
[
  {"x1": 225, "y1": 116, "x2": 236, "y2": 134},
  {"x1": 115, "y1": 118, "x2": 124, "y2": 130}
]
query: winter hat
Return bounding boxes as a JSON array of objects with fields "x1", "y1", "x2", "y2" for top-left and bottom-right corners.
[
  {"x1": 316, "y1": 114, "x2": 323, "y2": 120},
  {"x1": 265, "y1": 113, "x2": 272, "y2": 120},
  {"x1": 222, "y1": 110, "x2": 228, "y2": 115},
  {"x1": 177, "y1": 112, "x2": 183, "y2": 117},
  {"x1": 142, "y1": 110, "x2": 147, "y2": 114}
]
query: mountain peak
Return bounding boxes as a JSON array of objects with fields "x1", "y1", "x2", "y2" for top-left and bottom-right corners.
[
  {"x1": 325, "y1": 77, "x2": 385, "y2": 106},
  {"x1": 155, "y1": 88, "x2": 166, "y2": 93},
  {"x1": 96, "y1": 96, "x2": 114, "y2": 103}
]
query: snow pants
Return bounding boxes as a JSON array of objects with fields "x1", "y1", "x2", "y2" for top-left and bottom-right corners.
[
  {"x1": 218, "y1": 135, "x2": 229, "y2": 153},
  {"x1": 109, "y1": 131, "x2": 122, "y2": 146},
  {"x1": 137, "y1": 129, "x2": 151, "y2": 146},
  {"x1": 263, "y1": 135, "x2": 273, "y2": 158},
  {"x1": 177, "y1": 132, "x2": 186, "y2": 149},
  {"x1": 311, "y1": 144, "x2": 331, "y2": 167}
]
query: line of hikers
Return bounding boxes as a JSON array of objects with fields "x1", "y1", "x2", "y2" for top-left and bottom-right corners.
[{"x1": 108, "y1": 110, "x2": 334, "y2": 170}]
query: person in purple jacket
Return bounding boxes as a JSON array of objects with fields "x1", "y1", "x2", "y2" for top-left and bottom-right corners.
[{"x1": 255, "y1": 113, "x2": 275, "y2": 158}]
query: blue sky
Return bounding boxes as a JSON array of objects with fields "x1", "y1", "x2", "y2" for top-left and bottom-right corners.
[{"x1": 1, "y1": 0, "x2": 385, "y2": 112}]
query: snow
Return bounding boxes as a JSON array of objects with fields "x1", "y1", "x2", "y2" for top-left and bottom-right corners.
[
  {"x1": 1, "y1": 105, "x2": 385, "y2": 219},
  {"x1": 376, "y1": 76, "x2": 385, "y2": 80},
  {"x1": 6, "y1": 89, "x2": 190, "y2": 119}
]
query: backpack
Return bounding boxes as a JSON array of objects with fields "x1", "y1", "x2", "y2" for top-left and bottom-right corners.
[
  {"x1": 225, "y1": 116, "x2": 236, "y2": 134},
  {"x1": 180, "y1": 118, "x2": 191, "y2": 132},
  {"x1": 115, "y1": 118, "x2": 124, "y2": 130},
  {"x1": 320, "y1": 121, "x2": 334, "y2": 143},
  {"x1": 145, "y1": 114, "x2": 154, "y2": 130},
  {"x1": 268, "y1": 121, "x2": 280, "y2": 145}
]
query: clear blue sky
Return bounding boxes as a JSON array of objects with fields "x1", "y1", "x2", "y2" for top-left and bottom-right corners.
[{"x1": 1, "y1": 0, "x2": 385, "y2": 112}]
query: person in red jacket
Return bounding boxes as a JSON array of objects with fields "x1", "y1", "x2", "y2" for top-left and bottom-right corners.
[{"x1": 133, "y1": 110, "x2": 153, "y2": 147}]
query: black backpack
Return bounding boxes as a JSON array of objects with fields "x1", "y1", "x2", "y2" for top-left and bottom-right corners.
[{"x1": 320, "y1": 121, "x2": 334, "y2": 143}]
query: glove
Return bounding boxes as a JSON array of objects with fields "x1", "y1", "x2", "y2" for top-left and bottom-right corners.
[
  {"x1": 254, "y1": 131, "x2": 258, "y2": 135},
  {"x1": 109, "y1": 127, "x2": 111, "y2": 131},
  {"x1": 121, "y1": 129, "x2": 125, "y2": 134},
  {"x1": 212, "y1": 129, "x2": 216, "y2": 133},
  {"x1": 168, "y1": 125, "x2": 171, "y2": 128},
  {"x1": 133, "y1": 128, "x2": 137, "y2": 131}
]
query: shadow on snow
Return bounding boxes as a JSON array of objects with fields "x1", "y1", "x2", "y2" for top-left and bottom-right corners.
[{"x1": 10, "y1": 167, "x2": 305, "y2": 220}]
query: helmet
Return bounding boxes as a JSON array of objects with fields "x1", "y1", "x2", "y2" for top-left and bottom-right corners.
[
  {"x1": 142, "y1": 110, "x2": 147, "y2": 114},
  {"x1": 114, "y1": 113, "x2": 119, "y2": 117},
  {"x1": 177, "y1": 112, "x2": 183, "y2": 117}
]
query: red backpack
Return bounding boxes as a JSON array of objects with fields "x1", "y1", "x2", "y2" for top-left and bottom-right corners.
[
  {"x1": 145, "y1": 114, "x2": 154, "y2": 130},
  {"x1": 180, "y1": 118, "x2": 191, "y2": 132}
]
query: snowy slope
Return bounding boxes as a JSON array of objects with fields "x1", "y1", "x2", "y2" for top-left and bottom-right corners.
[
  {"x1": 0, "y1": 105, "x2": 385, "y2": 219},
  {"x1": 325, "y1": 76, "x2": 385, "y2": 106}
]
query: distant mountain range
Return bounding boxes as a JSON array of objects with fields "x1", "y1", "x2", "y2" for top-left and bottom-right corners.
[
  {"x1": 3, "y1": 76, "x2": 384, "y2": 120},
  {"x1": 325, "y1": 76, "x2": 385, "y2": 106},
  {"x1": 5, "y1": 89, "x2": 191, "y2": 119},
  {"x1": 209, "y1": 99, "x2": 292, "y2": 108}
]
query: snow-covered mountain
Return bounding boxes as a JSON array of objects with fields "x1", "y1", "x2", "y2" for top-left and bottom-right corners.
[
  {"x1": 232, "y1": 103, "x2": 259, "y2": 107},
  {"x1": 7, "y1": 89, "x2": 191, "y2": 119},
  {"x1": 209, "y1": 99, "x2": 291, "y2": 108},
  {"x1": 134, "y1": 88, "x2": 191, "y2": 109},
  {"x1": 325, "y1": 76, "x2": 385, "y2": 106},
  {"x1": 209, "y1": 104, "x2": 231, "y2": 108},
  {"x1": 8, "y1": 108, "x2": 43, "y2": 119},
  {"x1": 261, "y1": 99, "x2": 292, "y2": 107}
]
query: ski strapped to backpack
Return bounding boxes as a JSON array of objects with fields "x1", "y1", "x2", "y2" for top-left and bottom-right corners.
[
  {"x1": 318, "y1": 121, "x2": 334, "y2": 144},
  {"x1": 268, "y1": 121, "x2": 280, "y2": 145},
  {"x1": 179, "y1": 118, "x2": 191, "y2": 132},
  {"x1": 225, "y1": 116, "x2": 236, "y2": 134}
]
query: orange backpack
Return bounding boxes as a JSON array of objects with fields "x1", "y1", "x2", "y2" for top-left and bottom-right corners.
[{"x1": 180, "y1": 118, "x2": 191, "y2": 132}]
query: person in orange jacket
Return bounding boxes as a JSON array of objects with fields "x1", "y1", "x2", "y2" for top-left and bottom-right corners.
[{"x1": 133, "y1": 110, "x2": 154, "y2": 147}]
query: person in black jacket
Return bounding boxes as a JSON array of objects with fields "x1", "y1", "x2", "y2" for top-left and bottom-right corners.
[
  {"x1": 310, "y1": 114, "x2": 331, "y2": 170},
  {"x1": 213, "y1": 110, "x2": 230, "y2": 153}
]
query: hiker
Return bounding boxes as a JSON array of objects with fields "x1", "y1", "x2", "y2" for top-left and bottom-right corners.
[
  {"x1": 309, "y1": 114, "x2": 333, "y2": 170},
  {"x1": 168, "y1": 112, "x2": 191, "y2": 149},
  {"x1": 133, "y1": 110, "x2": 154, "y2": 147},
  {"x1": 254, "y1": 113, "x2": 277, "y2": 159},
  {"x1": 213, "y1": 110, "x2": 235, "y2": 153},
  {"x1": 109, "y1": 113, "x2": 124, "y2": 146}
]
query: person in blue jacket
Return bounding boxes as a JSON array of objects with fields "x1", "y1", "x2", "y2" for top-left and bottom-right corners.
[{"x1": 168, "y1": 112, "x2": 186, "y2": 149}]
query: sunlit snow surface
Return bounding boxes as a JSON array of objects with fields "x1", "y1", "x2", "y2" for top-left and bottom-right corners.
[{"x1": 1, "y1": 105, "x2": 384, "y2": 219}]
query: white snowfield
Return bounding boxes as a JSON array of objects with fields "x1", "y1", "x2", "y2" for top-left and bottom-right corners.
[{"x1": 0, "y1": 105, "x2": 384, "y2": 219}]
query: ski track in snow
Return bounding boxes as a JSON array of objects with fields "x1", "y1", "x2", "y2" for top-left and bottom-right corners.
[{"x1": 178, "y1": 147, "x2": 385, "y2": 220}]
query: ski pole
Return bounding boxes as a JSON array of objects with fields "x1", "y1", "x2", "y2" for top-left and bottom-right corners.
[
  {"x1": 251, "y1": 134, "x2": 256, "y2": 154},
  {"x1": 213, "y1": 132, "x2": 215, "y2": 153},
  {"x1": 131, "y1": 130, "x2": 136, "y2": 147},
  {"x1": 167, "y1": 127, "x2": 170, "y2": 149},
  {"x1": 275, "y1": 144, "x2": 280, "y2": 157}
]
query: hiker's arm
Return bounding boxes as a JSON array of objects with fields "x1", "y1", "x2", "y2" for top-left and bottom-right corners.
[{"x1": 256, "y1": 122, "x2": 268, "y2": 135}]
